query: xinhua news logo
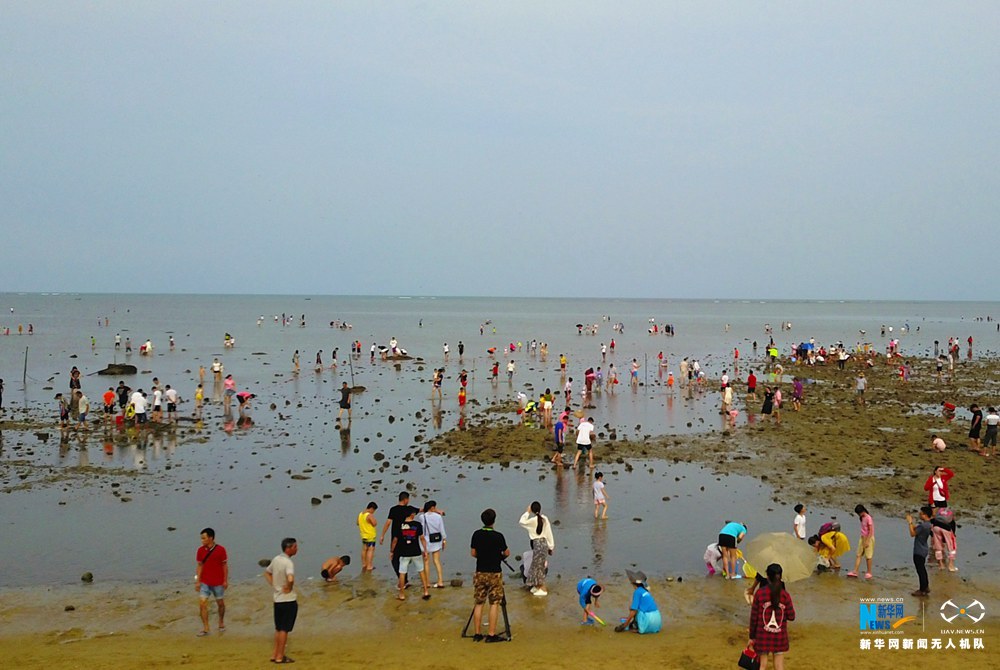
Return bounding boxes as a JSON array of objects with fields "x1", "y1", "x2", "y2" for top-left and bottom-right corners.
[
  {"x1": 940, "y1": 600, "x2": 986, "y2": 624},
  {"x1": 860, "y1": 602, "x2": 917, "y2": 631}
]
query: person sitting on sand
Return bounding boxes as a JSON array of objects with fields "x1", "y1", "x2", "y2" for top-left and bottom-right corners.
[
  {"x1": 614, "y1": 569, "x2": 661, "y2": 634},
  {"x1": 930, "y1": 434, "x2": 947, "y2": 452},
  {"x1": 320, "y1": 555, "x2": 350, "y2": 582}
]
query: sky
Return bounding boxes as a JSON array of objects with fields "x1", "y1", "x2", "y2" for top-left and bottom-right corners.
[{"x1": 1, "y1": 2, "x2": 997, "y2": 300}]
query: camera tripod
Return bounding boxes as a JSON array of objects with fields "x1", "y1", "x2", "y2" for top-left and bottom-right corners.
[{"x1": 461, "y1": 595, "x2": 512, "y2": 641}]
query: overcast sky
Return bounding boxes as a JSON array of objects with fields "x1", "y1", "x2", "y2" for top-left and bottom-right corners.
[{"x1": 2, "y1": 2, "x2": 997, "y2": 299}]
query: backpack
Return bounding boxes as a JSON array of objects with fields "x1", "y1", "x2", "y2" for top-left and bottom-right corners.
[{"x1": 818, "y1": 521, "x2": 841, "y2": 536}]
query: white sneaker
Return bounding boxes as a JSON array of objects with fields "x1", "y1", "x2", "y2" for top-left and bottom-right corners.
[
  {"x1": 529, "y1": 587, "x2": 538, "y2": 594},
  {"x1": 533, "y1": 589, "x2": 548, "y2": 597}
]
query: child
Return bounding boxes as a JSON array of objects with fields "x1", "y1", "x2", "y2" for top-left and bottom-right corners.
[
  {"x1": 551, "y1": 417, "x2": 565, "y2": 464},
  {"x1": 793, "y1": 504, "x2": 807, "y2": 540},
  {"x1": 458, "y1": 387, "x2": 467, "y2": 408},
  {"x1": 593, "y1": 472, "x2": 609, "y2": 519},
  {"x1": 577, "y1": 577, "x2": 604, "y2": 624},
  {"x1": 320, "y1": 555, "x2": 351, "y2": 582},
  {"x1": 847, "y1": 504, "x2": 875, "y2": 579},
  {"x1": 194, "y1": 383, "x2": 204, "y2": 418},
  {"x1": 704, "y1": 542, "x2": 723, "y2": 576}
]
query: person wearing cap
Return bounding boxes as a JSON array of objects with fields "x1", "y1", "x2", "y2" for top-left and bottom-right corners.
[
  {"x1": 577, "y1": 577, "x2": 604, "y2": 624},
  {"x1": 615, "y1": 569, "x2": 661, "y2": 634}
]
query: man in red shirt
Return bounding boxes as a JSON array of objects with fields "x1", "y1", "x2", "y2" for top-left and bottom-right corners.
[{"x1": 196, "y1": 528, "x2": 229, "y2": 636}]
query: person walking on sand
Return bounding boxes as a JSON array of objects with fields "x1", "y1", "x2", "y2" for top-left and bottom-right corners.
[
  {"x1": 519, "y1": 501, "x2": 555, "y2": 597},
  {"x1": 593, "y1": 472, "x2": 609, "y2": 519},
  {"x1": 906, "y1": 507, "x2": 933, "y2": 597},
  {"x1": 984, "y1": 406, "x2": 1000, "y2": 457},
  {"x1": 211, "y1": 358, "x2": 223, "y2": 383},
  {"x1": 358, "y1": 502, "x2": 378, "y2": 571},
  {"x1": 418, "y1": 500, "x2": 447, "y2": 588},
  {"x1": 337, "y1": 382, "x2": 352, "y2": 422},
  {"x1": 195, "y1": 528, "x2": 228, "y2": 637},
  {"x1": 265, "y1": 537, "x2": 298, "y2": 664},
  {"x1": 380, "y1": 492, "x2": 419, "y2": 582},
  {"x1": 470, "y1": 508, "x2": 510, "y2": 643},
  {"x1": 855, "y1": 372, "x2": 867, "y2": 406},
  {"x1": 924, "y1": 466, "x2": 954, "y2": 508},
  {"x1": 748, "y1": 563, "x2": 796, "y2": 670},
  {"x1": 394, "y1": 508, "x2": 430, "y2": 601},
  {"x1": 847, "y1": 504, "x2": 875, "y2": 579}
]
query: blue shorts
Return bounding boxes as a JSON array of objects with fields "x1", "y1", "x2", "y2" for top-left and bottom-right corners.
[
  {"x1": 199, "y1": 584, "x2": 225, "y2": 599},
  {"x1": 225, "y1": 389, "x2": 235, "y2": 397},
  {"x1": 362, "y1": 541, "x2": 376, "y2": 548}
]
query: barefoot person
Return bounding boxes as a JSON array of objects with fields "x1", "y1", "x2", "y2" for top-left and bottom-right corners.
[
  {"x1": 265, "y1": 538, "x2": 298, "y2": 664},
  {"x1": 195, "y1": 528, "x2": 228, "y2": 637},
  {"x1": 337, "y1": 382, "x2": 352, "y2": 423},
  {"x1": 320, "y1": 555, "x2": 350, "y2": 582},
  {"x1": 358, "y1": 502, "x2": 378, "y2": 572}
]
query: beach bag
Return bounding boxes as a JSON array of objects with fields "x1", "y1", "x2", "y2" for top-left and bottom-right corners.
[
  {"x1": 738, "y1": 645, "x2": 761, "y2": 670},
  {"x1": 818, "y1": 520, "x2": 841, "y2": 536}
]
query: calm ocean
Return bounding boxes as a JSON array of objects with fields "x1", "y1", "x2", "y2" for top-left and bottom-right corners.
[{"x1": 0, "y1": 294, "x2": 997, "y2": 588}]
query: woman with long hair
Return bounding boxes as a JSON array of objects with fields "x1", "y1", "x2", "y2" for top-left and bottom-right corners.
[
  {"x1": 519, "y1": 501, "x2": 555, "y2": 597},
  {"x1": 748, "y1": 563, "x2": 796, "y2": 669},
  {"x1": 417, "y1": 500, "x2": 447, "y2": 588}
]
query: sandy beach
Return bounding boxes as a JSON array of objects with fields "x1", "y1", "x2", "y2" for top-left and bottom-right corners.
[{"x1": 2, "y1": 564, "x2": 996, "y2": 669}]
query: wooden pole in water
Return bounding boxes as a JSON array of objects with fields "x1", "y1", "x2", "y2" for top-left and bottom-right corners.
[
  {"x1": 23, "y1": 347, "x2": 28, "y2": 386},
  {"x1": 348, "y1": 351, "x2": 355, "y2": 388}
]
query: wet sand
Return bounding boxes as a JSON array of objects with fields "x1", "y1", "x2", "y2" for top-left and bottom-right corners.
[
  {"x1": 432, "y1": 357, "x2": 1000, "y2": 528},
  {"x1": 2, "y1": 567, "x2": 996, "y2": 669}
]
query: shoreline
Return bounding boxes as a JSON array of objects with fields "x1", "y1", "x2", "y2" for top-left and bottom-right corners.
[{"x1": 2, "y1": 566, "x2": 996, "y2": 669}]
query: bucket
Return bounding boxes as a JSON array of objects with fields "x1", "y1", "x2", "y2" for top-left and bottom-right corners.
[{"x1": 115, "y1": 415, "x2": 124, "y2": 426}]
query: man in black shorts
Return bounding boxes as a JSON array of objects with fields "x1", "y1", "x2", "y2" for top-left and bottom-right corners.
[
  {"x1": 265, "y1": 537, "x2": 298, "y2": 664},
  {"x1": 470, "y1": 508, "x2": 510, "y2": 642},
  {"x1": 337, "y1": 382, "x2": 352, "y2": 422}
]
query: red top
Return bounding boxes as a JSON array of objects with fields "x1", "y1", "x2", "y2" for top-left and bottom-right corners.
[
  {"x1": 197, "y1": 544, "x2": 228, "y2": 586},
  {"x1": 103, "y1": 391, "x2": 116, "y2": 406},
  {"x1": 923, "y1": 468, "x2": 954, "y2": 505},
  {"x1": 749, "y1": 585, "x2": 796, "y2": 653}
]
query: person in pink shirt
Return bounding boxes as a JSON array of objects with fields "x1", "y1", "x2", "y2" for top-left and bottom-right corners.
[
  {"x1": 847, "y1": 504, "x2": 875, "y2": 579},
  {"x1": 223, "y1": 374, "x2": 236, "y2": 410}
]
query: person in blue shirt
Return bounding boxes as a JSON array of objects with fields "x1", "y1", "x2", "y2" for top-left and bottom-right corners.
[
  {"x1": 577, "y1": 577, "x2": 604, "y2": 624},
  {"x1": 615, "y1": 569, "x2": 661, "y2": 634},
  {"x1": 719, "y1": 521, "x2": 748, "y2": 579}
]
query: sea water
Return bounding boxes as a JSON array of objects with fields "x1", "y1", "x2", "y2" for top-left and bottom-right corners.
[{"x1": 0, "y1": 294, "x2": 997, "y2": 588}]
